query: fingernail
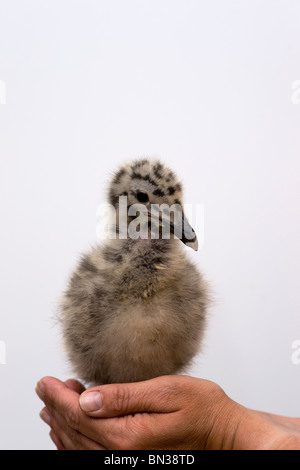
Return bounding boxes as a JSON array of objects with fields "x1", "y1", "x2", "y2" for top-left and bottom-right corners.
[
  {"x1": 36, "y1": 380, "x2": 46, "y2": 400},
  {"x1": 79, "y1": 391, "x2": 103, "y2": 412},
  {"x1": 40, "y1": 409, "x2": 51, "y2": 425}
]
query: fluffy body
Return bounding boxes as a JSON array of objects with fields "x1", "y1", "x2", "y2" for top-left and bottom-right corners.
[{"x1": 59, "y1": 159, "x2": 209, "y2": 385}]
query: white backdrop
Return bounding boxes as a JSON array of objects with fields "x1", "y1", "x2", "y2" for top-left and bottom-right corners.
[{"x1": 0, "y1": 0, "x2": 299, "y2": 450}]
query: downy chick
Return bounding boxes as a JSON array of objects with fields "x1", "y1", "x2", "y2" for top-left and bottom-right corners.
[{"x1": 59, "y1": 158, "x2": 209, "y2": 385}]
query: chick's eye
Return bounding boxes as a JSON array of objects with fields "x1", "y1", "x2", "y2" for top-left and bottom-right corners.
[{"x1": 136, "y1": 191, "x2": 149, "y2": 203}]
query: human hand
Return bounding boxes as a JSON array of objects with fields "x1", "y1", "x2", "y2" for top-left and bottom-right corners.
[
  {"x1": 36, "y1": 374, "x2": 300, "y2": 450},
  {"x1": 36, "y1": 374, "x2": 240, "y2": 450}
]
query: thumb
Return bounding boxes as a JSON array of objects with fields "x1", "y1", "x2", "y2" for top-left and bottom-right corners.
[{"x1": 79, "y1": 375, "x2": 183, "y2": 418}]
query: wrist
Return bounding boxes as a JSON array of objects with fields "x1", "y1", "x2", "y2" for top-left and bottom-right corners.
[
  {"x1": 200, "y1": 390, "x2": 245, "y2": 450},
  {"x1": 203, "y1": 393, "x2": 287, "y2": 450},
  {"x1": 221, "y1": 404, "x2": 298, "y2": 450}
]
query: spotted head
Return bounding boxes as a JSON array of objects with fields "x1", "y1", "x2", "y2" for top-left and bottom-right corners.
[{"x1": 108, "y1": 158, "x2": 198, "y2": 250}]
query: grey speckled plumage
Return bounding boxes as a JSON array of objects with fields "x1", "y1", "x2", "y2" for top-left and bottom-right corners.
[{"x1": 59, "y1": 158, "x2": 210, "y2": 385}]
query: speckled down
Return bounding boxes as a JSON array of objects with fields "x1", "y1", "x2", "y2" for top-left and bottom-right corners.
[{"x1": 58, "y1": 159, "x2": 210, "y2": 385}]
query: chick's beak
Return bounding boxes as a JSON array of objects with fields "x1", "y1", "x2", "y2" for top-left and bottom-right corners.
[
  {"x1": 180, "y1": 217, "x2": 198, "y2": 251},
  {"x1": 150, "y1": 205, "x2": 198, "y2": 251},
  {"x1": 170, "y1": 214, "x2": 198, "y2": 251}
]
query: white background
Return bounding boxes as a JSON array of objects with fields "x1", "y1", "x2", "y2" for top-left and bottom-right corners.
[{"x1": 0, "y1": 0, "x2": 299, "y2": 450}]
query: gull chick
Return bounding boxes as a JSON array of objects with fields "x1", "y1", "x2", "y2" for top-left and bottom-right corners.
[{"x1": 59, "y1": 159, "x2": 209, "y2": 385}]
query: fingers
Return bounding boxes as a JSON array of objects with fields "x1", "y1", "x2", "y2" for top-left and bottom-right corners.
[
  {"x1": 36, "y1": 376, "x2": 130, "y2": 448},
  {"x1": 40, "y1": 405, "x2": 105, "y2": 450},
  {"x1": 37, "y1": 377, "x2": 106, "y2": 450},
  {"x1": 64, "y1": 378, "x2": 86, "y2": 394},
  {"x1": 36, "y1": 376, "x2": 81, "y2": 424},
  {"x1": 79, "y1": 375, "x2": 190, "y2": 418},
  {"x1": 49, "y1": 430, "x2": 66, "y2": 450}
]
